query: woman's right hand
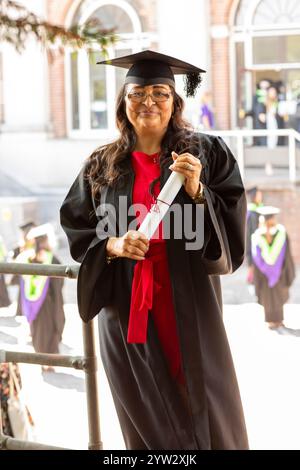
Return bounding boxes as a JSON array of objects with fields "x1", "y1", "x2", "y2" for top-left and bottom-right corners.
[{"x1": 106, "y1": 231, "x2": 149, "y2": 261}]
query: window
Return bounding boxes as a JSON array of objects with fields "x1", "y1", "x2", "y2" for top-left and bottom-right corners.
[
  {"x1": 70, "y1": 52, "x2": 79, "y2": 129},
  {"x1": 253, "y1": 35, "x2": 300, "y2": 65},
  {"x1": 68, "y1": 1, "x2": 150, "y2": 136},
  {"x1": 91, "y1": 4, "x2": 133, "y2": 33},
  {"x1": 235, "y1": 42, "x2": 245, "y2": 126},
  {"x1": 89, "y1": 52, "x2": 108, "y2": 129},
  {"x1": 0, "y1": 53, "x2": 4, "y2": 124},
  {"x1": 235, "y1": 0, "x2": 300, "y2": 27},
  {"x1": 232, "y1": 0, "x2": 300, "y2": 128},
  {"x1": 253, "y1": 0, "x2": 300, "y2": 25}
]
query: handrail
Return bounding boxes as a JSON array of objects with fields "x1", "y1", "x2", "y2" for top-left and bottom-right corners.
[
  {"x1": 0, "y1": 262, "x2": 102, "y2": 451},
  {"x1": 197, "y1": 127, "x2": 300, "y2": 183},
  {"x1": 293, "y1": 129, "x2": 300, "y2": 143},
  {"x1": 0, "y1": 350, "x2": 85, "y2": 370},
  {"x1": 0, "y1": 262, "x2": 79, "y2": 278},
  {"x1": 0, "y1": 436, "x2": 66, "y2": 450},
  {"x1": 199, "y1": 127, "x2": 300, "y2": 141}
]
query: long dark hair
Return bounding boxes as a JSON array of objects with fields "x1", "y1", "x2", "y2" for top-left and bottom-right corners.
[{"x1": 85, "y1": 84, "x2": 200, "y2": 199}]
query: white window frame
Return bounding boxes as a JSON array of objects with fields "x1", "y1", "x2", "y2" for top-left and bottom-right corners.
[
  {"x1": 65, "y1": 0, "x2": 156, "y2": 139},
  {"x1": 229, "y1": 0, "x2": 300, "y2": 128},
  {"x1": 0, "y1": 49, "x2": 4, "y2": 124},
  {"x1": 233, "y1": 0, "x2": 300, "y2": 31}
]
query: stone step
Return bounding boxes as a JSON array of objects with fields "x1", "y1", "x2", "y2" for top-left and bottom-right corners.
[{"x1": 244, "y1": 146, "x2": 300, "y2": 168}]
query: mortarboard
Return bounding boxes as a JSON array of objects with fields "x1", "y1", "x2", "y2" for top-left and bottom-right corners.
[
  {"x1": 19, "y1": 221, "x2": 36, "y2": 235},
  {"x1": 246, "y1": 186, "x2": 258, "y2": 197},
  {"x1": 26, "y1": 223, "x2": 56, "y2": 248},
  {"x1": 256, "y1": 206, "x2": 280, "y2": 220},
  {"x1": 97, "y1": 50, "x2": 206, "y2": 97},
  {"x1": 26, "y1": 223, "x2": 57, "y2": 251},
  {"x1": 26, "y1": 223, "x2": 53, "y2": 239}
]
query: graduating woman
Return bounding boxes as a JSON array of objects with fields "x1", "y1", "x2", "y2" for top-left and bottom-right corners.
[{"x1": 60, "y1": 50, "x2": 248, "y2": 450}]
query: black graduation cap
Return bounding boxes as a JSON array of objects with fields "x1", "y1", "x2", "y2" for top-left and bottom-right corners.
[
  {"x1": 256, "y1": 206, "x2": 280, "y2": 221},
  {"x1": 19, "y1": 221, "x2": 36, "y2": 235},
  {"x1": 246, "y1": 186, "x2": 258, "y2": 197},
  {"x1": 26, "y1": 223, "x2": 54, "y2": 240},
  {"x1": 26, "y1": 223, "x2": 57, "y2": 249},
  {"x1": 97, "y1": 50, "x2": 206, "y2": 97}
]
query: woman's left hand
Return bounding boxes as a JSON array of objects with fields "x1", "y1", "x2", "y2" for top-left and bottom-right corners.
[{"x1": 169, "y1": 151, "x2": 202, "y2": 199}]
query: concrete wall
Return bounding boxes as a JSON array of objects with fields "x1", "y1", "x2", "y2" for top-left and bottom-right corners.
[{"x1": 0, "y1": 133, "x2": 104, "y2": 189}]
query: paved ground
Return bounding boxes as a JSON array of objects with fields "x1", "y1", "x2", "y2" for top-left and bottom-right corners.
[
  {"x1": 0, "y1": 300, "x2": 123, "y2": 450},
  {"x1": 1, "y1": 267, "x2": 300, "y2": 450},
  {"x1": 222, "y1": 264, "x2": 300, "y2": 304}
]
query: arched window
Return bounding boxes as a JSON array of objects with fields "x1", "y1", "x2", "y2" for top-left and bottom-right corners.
[
  {"x1": 231, "y1": 0, "x2": 300, "y2": 127},
  {"x1": 235, "y1": 0, "x2": 300, "y2": 26},
  {"x1": 66, "y1": 1, "x2": 154, "y2": 137},
  {"x1": 87, "y1": 4, "x2": 134, "y2": 32}
]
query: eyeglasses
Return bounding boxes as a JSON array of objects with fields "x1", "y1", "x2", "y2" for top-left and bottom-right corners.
[{"x1": 126, "y1": 90, "x2": 172, "y2": 103}]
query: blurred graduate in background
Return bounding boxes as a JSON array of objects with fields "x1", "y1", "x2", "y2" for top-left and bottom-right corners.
[
  {"x1": 251, "y1": 206, "x2": 298, "y2": 335},
  {"x1": 17, "y1": 224, "x2": 65, "y2": 370}
]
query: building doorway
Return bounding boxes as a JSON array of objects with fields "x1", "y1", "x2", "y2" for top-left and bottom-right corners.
[{"x1": 232, "y1": 0, "x2": 300, "y2": 132}]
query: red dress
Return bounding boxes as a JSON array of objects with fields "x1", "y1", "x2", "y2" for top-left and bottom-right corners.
[{"x1": 128, "y1": 151, "x2": 185, "y2": 385}]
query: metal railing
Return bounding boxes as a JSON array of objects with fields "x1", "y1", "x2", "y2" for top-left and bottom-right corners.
[
  {"x1": 0, "y1": 262, "x2": 102, "y2": 451},
  {"x1": 199, "y1": 128, "x2": 300, "y2": 182}
]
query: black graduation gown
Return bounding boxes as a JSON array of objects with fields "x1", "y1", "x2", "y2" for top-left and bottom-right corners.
[
  {"x1": 29, "y1": 256, "x2": 65, "y2": 354},
  {"x1": 246, "y1": 210, "x2": 259, "y2": 266},
  {"x1": 60, "y1": 134, "x2": 249, "y2": 450},
  {"x1": 0, "y1": 274, "x2": 10, "y2": 308},
  {"x1": 253, "y1": 234, "x2": 295, "y2": 322}
]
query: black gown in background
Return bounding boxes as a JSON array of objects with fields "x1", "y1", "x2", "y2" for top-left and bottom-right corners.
[
  {"x1": 0, "y1": 274, "x2": 10, "y2": 308},
  {"x1": 60, "y1": 133, "x2": 249, "y2": 450},
  {"x1": 0, "y1": 237, "x2": 10, "y2": 308},
  {"x1": 253, "y1": 233, "x2": 295, "y2": 323},
  {"x1": 29, "y1": 256, "x2": 65, "y2": 354},
  {"x1": 246, "y1": 209, "x2": 260, "y2": 267}
]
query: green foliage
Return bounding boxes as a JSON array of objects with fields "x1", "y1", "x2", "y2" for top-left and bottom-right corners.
[{"x1": 0, "y1": 0, "x2": 118, "y2": 55}]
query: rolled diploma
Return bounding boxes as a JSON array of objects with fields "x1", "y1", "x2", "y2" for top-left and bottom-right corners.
[{"x1": 138, "y1": 171, "x2": 185, "y2": 240}]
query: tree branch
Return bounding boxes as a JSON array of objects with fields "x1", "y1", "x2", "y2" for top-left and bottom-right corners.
[{"x1": 0, "y1": 0, "x2": 118, "y2": 55}]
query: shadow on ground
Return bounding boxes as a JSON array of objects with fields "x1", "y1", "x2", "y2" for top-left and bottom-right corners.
[
  {"x1": 0, "y1": 315, "x2": 20, "y2": 328},
  {"x1": 59, "y1": 342, "x2": 75, "y2": 355},
  {"x1": 0, "y1": 330, "x2": 18, "y2": 344},
  {"x1": 42, "y1": 371, "x2": 85, "y2": 392}
]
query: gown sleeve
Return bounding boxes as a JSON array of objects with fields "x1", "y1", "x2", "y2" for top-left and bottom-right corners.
[
  {"x1": 60, "y1": 167, "x2": 114, "y2": 322},
  {"x1": 281, "y1": 235, "x2": 296, "y2": 288},
  {"x1": 200, "y1": 136, "x2": 247, "y2": 275}
]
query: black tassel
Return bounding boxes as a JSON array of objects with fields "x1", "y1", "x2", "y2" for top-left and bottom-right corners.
[{"x1": 184, "y1": 72, "x2": 203, "y2": 97}]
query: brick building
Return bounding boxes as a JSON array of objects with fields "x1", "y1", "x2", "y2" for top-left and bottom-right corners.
[
  {"x1": 42, "y1": 0, "x2": 300, "y2": 137},
  {"x1": 0, "y1": 0, "x2": 300, "y2": 260},
  {"x1": 45, "y1": 0, "x2": 209, "y2": 138},
  {"x1": 209, "y1": 0, "x2": 300, "y2": 261}
]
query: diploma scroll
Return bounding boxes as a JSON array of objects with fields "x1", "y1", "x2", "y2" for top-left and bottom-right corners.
[{"x1": 138, "y1": 171, "x2": 185, "y2": 240}]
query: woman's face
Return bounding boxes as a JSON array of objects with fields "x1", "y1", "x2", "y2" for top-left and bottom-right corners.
[{"x1": 124, "y1": 83, "x2": 174, "y2": 134}]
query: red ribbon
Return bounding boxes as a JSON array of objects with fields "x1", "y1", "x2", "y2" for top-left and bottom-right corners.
[{"x1": 127, "y1": 250, "x2": 163, "y2": 343}]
